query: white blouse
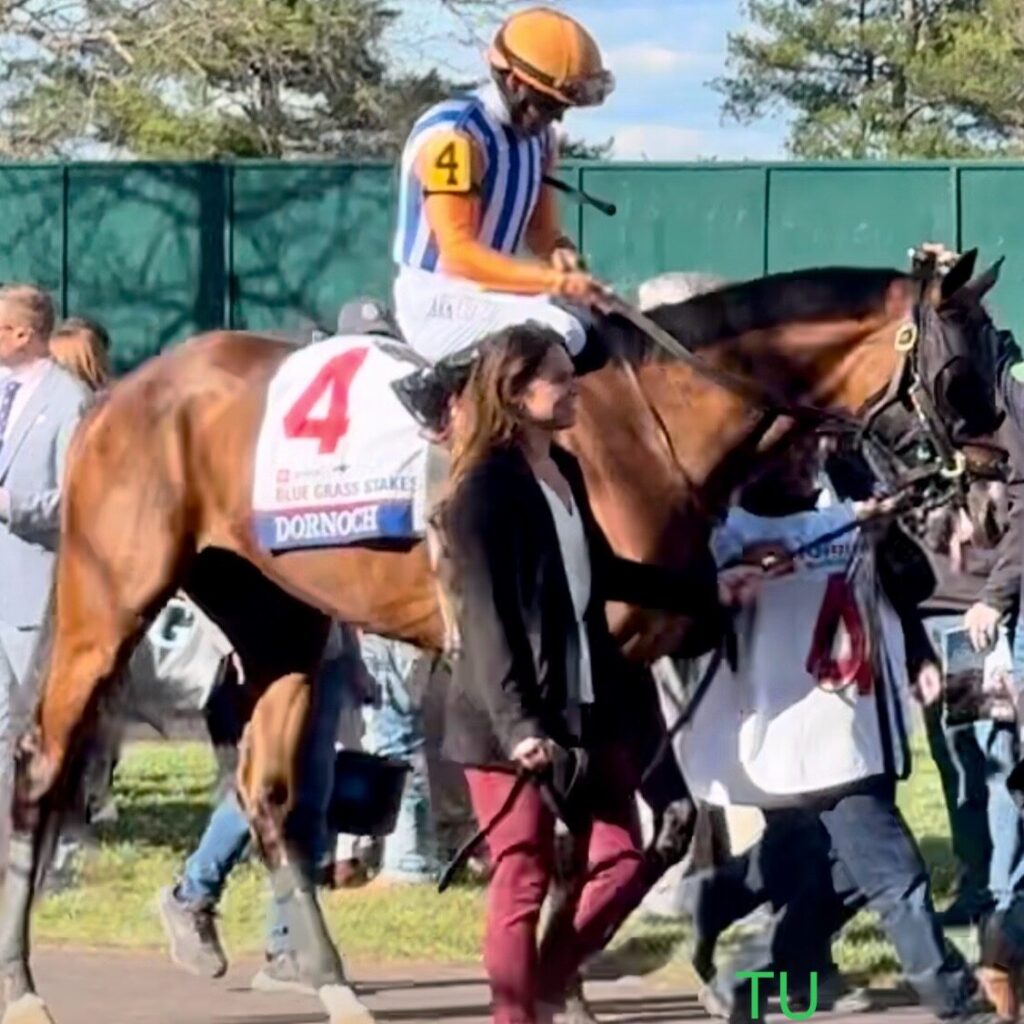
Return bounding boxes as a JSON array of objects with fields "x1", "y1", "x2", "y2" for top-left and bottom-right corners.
[{"x1": 537, "y1": 478, "x2": 594, "y2": 705}]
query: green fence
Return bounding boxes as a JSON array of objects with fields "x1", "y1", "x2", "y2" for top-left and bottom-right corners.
[{"x1": 3, "y1": 160, "x2": 1023, "y2": 370}]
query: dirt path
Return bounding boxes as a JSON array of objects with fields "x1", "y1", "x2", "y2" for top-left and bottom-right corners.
[{"x1": 27, "y1": 947, "x2": 937, "y2": 1023}]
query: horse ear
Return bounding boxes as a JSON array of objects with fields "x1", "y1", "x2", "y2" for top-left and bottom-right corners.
[
  {"x1": 954, "y1": 256, "x2": 1005, "y2": 306},
  {"x1": 939, "y1": 248, "x2": 979, "y2": 303}
]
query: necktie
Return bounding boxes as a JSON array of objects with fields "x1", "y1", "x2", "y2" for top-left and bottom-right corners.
[{"x1": 0, "y1": 379, "x2": 22, "y2": 456}]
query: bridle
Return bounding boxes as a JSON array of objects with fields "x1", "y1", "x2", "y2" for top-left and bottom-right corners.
[
  {"x1": 854, "y1": 293, "x2": 969, "y2": 498},
  {"x1": 609, "y1": 284, "x2": 977, "y2": 519}
]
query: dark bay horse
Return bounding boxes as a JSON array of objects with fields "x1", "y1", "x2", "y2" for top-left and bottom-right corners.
[{"x1": 0, "y1": 256, "x2": 1005, "y2": 1024}]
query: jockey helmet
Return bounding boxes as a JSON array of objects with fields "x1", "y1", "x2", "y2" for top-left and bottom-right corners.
[{"x1": 487, "y1": 7, "x2": 614, "y2": 108}]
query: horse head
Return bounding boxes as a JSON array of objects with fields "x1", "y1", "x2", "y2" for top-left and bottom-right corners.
[
  {"x1": 849, "y1": 249, "x2": 1009, "y2": 550},
  {"x1": 579, "y1": 257, "x2": 1011, "y2": 612},
  {"x1": 884, "y1": 248, "x2": 1005, "y2": 461}
]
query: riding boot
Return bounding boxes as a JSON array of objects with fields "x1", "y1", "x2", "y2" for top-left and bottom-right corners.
[{"x1": 391, "y1": 368, "x2": 451, "y2": 436}]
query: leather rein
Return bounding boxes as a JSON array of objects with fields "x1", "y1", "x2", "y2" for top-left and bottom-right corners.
[{"x1": 608, "y1": 291, "x2": 968, "y2": 504}]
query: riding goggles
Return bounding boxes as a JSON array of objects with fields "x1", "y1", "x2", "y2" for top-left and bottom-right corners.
[{"x1": 494, "y1": 33, "x2": 616, "y2": 108}]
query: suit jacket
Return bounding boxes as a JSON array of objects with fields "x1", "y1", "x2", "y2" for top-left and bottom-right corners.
[
  {"x1": 0, "y1": 360, "x2": 89, "y2": 629},
  {"x1": 442, "y1": 443, "x2": 720, "y2": 766}
]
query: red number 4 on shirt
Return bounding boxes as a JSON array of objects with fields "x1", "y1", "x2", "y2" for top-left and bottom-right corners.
[{"x1": 282, "y1": 347, "x2": 370, "y2": 454}]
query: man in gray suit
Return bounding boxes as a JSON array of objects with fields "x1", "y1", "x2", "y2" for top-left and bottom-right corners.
[{"x1": 0, "y1": 284, "x2": 89, "y2": 869}]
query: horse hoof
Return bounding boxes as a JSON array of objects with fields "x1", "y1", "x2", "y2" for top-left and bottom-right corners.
[
  {"x1": 979, "y1": 966, "x2": 1020, "y2": 1021},
  {"x1": 1, "y1": 995, "x2": 57, "y2": 1024},
  {"x1": 563, "y1": 995, "x2": 599, "y2": 1024},
  {"x1": 318, "y1": 983, "x2": 376, "y2": 1024}
]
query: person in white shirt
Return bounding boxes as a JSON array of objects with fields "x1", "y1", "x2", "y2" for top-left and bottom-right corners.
[{"x1": 676, "y1": 435, "x2": 999, "y2": 1024}]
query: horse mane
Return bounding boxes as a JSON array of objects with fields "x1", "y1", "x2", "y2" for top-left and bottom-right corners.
[{"x1": 609, "y1": 266, "x2": 911, "y2": 365}]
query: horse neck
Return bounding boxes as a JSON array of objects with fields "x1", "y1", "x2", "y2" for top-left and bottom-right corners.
[
  {"x1": 562, "y1": 362, "x2": 708, "y2": 570},
  {"x1": 632, "y1": 312, "x2": 905, "y2": 509}
]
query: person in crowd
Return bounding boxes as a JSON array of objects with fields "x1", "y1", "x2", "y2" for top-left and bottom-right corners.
[
  {"x1": 0, "y1": 284, "x2": 90, "y2": 875},
  {"x1": 48, "y1": 316, "x2": 112, "y2": 394},
  {"x1": 914, "y1": 413, "x2": 1024, "y2": 933},
  {"x1": 420, "y1": 654, "x2": 487, "y2": 878},
  {"x1": 674, "y1": 434, "x2": 1003, "y2": 1024},
  {"x1": 329, "y1": 646, "x2": 377, "y2": 889},
  {"x1": 907, "y1": 244, "x2": 1024, "y2": 939},
  {"x1": 158, "y1": 620, "x2": 365, "y2": 992},
  {"x1": 359, "y1": 635, "x2": 440, "y2": 884},
  {"x1": 439, "y1": 321, "x2": 735, "y2": 1024}
]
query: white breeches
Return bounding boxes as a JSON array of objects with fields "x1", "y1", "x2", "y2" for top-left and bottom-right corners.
[{"x1": 393, "y1": 266, "x2": 588, "y2": 365}]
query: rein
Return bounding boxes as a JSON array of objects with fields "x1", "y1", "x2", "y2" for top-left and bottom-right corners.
[
  {"x1": 608, "y1": 292, "x2": 968, "y2": 505},
  {"x1": 609, "y1": 298, "x2": 859, "y2": 432}
]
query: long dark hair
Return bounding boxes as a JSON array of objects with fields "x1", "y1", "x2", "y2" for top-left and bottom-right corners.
[{"x1": 447, "y1": 321, "x2": 565, "y2": 496}]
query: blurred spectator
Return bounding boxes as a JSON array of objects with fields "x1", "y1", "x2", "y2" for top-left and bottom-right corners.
[
  {"x1": 158, "y1": 622, "x2": 363, "y2": 992},
  {"x1": 49, "y1": 316, "x2": 112, "y2": 393},
  {"x1": 904, "y1": 288, "x2": 1024, "y2": 935},
  {"x1": 0, "y1": 284, "x2": 89, "y2": 875},
  {"x1": 359, "y1": 634, "x2": 440, "y2": 883}
]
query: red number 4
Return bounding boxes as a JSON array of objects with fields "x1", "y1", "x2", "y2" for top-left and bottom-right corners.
[{"x1": 283, "y1": 347, "x2": 370, "y2": 454}]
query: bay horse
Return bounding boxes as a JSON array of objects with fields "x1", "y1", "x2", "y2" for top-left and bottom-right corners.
[{"x1": 0, "y1": 254, "x2": 1006, "y2": 1024}]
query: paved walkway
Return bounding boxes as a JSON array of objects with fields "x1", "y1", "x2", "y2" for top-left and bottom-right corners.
[{"x1": 24, "y1": 948, "x2": 939, "y2": 1023}]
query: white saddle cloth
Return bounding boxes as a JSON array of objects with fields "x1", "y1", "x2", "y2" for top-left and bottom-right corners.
[{"x1": 252, "y1": 333, "x2": 428, "y2": 552}]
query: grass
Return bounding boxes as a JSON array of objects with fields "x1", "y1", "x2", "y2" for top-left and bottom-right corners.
[{"x1": 30, "y1": 726, "x2": 961, "y2": 982}]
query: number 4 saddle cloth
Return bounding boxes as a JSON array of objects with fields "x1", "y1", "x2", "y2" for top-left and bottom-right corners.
[{"x1": 252, "y1": 334, "x2": 430, "y2": 552}]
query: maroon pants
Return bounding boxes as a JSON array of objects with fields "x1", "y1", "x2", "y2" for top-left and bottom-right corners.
[{"x1": 465, "y1": 748, "x2": 647, "y2": 1024}]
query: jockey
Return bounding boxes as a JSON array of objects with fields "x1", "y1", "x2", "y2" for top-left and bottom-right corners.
[{"x1": 390, "y1": 6, "x2": 615, "y2": 432}]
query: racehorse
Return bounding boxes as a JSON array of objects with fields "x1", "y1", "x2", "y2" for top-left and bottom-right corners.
[{"x1": 0, "y1": 253, "x2": 1006, "y2": 1024}]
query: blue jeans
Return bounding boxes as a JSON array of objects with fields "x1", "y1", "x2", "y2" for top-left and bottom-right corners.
[
  {"x1": 360, "y1": 634, "x2": 437, "y2": 881},
  {"x1": 177, "y1": 649, "x2": 352, "y2": 955},
  {"x1": 717, "y1": 782, "x2": 972, "y2": 1015},
  {"x1": 924, "y1": 615, "x2": 1024, "y2": 916}
]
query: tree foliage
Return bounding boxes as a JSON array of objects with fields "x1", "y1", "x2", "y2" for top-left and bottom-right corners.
[
  {"x1": 715, "y1": 0, "x2": 1024, "y2": 158},
  {"x1": 0, "y1": 0, "x2": 505, "y2": 158}
]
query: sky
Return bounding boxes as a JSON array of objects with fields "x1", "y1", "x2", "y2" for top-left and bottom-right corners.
[{"x1": 393, "y1": 0, "x2": 791, "y2": 161}]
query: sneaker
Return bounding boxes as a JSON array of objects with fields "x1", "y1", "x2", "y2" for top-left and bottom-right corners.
[
  {"x1": 251, "y1": 951, "x2": 317, "y2": 996},
  {"x1": 561, "y1": 992, "x2": 599, "y2": 1024},
  {"x1": 831, "y1": 987, "x2": 874, "y2": 1014},
  {"x1": 156, "y1": 885, "x2": 228, "y2": 978},
  {"x1": 788, "y1": 969, "x2": 874, "y2": 1014},
  {"x1": 941, "y1": 994, "x2": 1015, "y2": 1024},
  {"x1": 697, "y1": 981, "x2": 732, "y2": 1020},
  {"x1": 942, "y1": 1012, "x2": 1012, "y2": 1024}
]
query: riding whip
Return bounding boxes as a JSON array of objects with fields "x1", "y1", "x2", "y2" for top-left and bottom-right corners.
[
  {"x1": 542, "y1": 174, "x2": 617, "y2": 217},
  {"x1": 437, "y1": 746, "x2": 589, "y2": 893}
]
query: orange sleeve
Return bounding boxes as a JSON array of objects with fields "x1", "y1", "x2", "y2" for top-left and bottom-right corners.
[
  {"x1": 424, "y1": 193, "x2": 564, "y2": 294},
  {"x1": 414, "y1": 127, "x2": 564, "y2": 295},
  {"x1": 525, "y1": 137, "x2": 574, "y2": 260}
]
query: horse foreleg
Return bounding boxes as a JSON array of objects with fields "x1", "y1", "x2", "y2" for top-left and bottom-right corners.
[
  {"x1": 2, "y1": 477, "x2": 188, "y2": 1024},
  {"x1": 238, "y1": 671, "x2": 375, "y2": 1024},
  {"x1": 0, "y1": 796, "x2": 65, "y2": 1024},
  {"x1": 1, "y1": 646, "x2": 136, "y2": 1024}
]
